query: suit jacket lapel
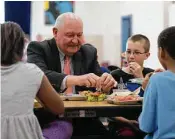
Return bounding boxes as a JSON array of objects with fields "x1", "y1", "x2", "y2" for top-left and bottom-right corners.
[
  {"x1": 73, "y1": 51, "x2": 83, "y2": 75},
  {"x1": 48, "y1": 38, "x2": 62, "y2": 72}
]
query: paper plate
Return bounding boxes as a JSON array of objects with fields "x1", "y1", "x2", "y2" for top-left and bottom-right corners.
[{"x1": 110, "y1": 90, "x2": 132, "y2": 96}]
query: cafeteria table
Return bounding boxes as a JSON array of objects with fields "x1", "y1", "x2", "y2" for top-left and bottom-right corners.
[{"x1": 35, "y1": 100, "x2": 142, "y2": 119}]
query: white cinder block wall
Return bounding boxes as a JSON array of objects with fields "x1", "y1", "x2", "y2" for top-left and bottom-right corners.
[
  {"x1": 31, "y1": 1, "x2": 53, "y2": 40},
  {"x1": 119, "y1": 1, "x2": 170, "y2": 69},
  {"x1": 169, "y1": 3, "x2": 175, "y2": 26},
  {"x1": 75, "y1": 1, "x2": 121, "y2": 66},
  {"x1": 31, "y1": 1, "x2": 174, "y2": 69}
]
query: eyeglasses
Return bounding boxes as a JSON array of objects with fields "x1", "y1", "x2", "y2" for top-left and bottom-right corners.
[{"x1": 126, "y1": 51, "x2": 146, "y2": 56}]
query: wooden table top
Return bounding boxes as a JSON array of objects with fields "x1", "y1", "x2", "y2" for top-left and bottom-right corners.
[
  {"x1": 34, "y1": 100, "x2": 142, "y2": 118},
  {"x1": 34, "y1": 100, "x2": 141, "y2": 109},
  {"x1": 63, "y1": 101, "x2": 140, "y2": 108},
  {"x1": 64, "y1": 101, "x2": 115, "y2": 107}
]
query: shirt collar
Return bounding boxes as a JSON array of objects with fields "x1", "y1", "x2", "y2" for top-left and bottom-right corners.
[{"x1": 57, "y1": 46, "x2": 65, "y2": 61}]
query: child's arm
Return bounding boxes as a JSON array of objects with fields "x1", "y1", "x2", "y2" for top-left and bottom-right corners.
[
  {"x1": 142, "y1": 72, "x2": 154, "y2": 90},
  {"x1": 37, "y1": 75, "x2": 64, "y2": 115},
  {"x1": 139, "y1": 77, "x2": 157, "y2": 133}
]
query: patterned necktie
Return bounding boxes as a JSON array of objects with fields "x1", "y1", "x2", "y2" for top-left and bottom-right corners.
[{"x1": 64, "y1": 56, "x2": 72, "y2": 94}]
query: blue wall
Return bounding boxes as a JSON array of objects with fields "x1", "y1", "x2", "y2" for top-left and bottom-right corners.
[{"x1": 5, "y1": 1, "x2": 31, "y2": 35}]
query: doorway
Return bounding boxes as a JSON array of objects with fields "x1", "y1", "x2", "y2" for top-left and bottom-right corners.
[{"x1": 121, "y1": 15, "x2": 132, "y2": 52}]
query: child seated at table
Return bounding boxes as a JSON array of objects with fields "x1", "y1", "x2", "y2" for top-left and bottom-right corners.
[
  {"x1": 108, "y1": 33, "x2": 166, "y2": 138},
  {"x1": 111, "y1": 34, "x2": 154, "y2": 83},
  {"x1": 1, "y1": 22, "x2": 72, "y2": 139},
  {"x1": 111, "y1": 34, "x2": 154, "y2": 96},
  {"x1": 139, "y1": 26, "x2": 175, "y2": 138}
]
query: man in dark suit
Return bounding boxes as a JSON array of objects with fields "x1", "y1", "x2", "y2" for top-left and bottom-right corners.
[
  {"x1": 27, "y1": 12, "x2": 116, "y2": 138},
  {"x1": 28, "y1": 14, "x2": 115, "y2": 94},
  {"x1": 27, "y1": 39, "x2": 110, "y2": 93}
]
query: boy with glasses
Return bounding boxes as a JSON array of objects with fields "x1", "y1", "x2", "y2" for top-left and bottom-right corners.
[
  {"x1": 108, "y1": 35, "x2": 154, "y2": 138},
  {"x1": 111, "y1": 34, "x2": 154, "y2": 88}
]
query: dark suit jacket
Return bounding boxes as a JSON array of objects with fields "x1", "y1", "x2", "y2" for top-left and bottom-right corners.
[{"x1": 27, "y1": 38, "x2": 102, "y2": 93}]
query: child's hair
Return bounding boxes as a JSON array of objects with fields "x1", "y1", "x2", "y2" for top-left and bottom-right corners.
[
  {"x1": 128, "y1": 34, "x2": 150, "y2": 52},
  {"x1": 1, "y1": 21, "x2": 25, "y2": 65},
  {"x1": 158, "y1": 26, "x2": 175, "y2": 60}
]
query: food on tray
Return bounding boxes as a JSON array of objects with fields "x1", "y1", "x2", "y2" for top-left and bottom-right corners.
[
  {"x1": 80, "y1": 91, "x2": 106, "y2": 102},
  {"x1": 59, "y1": 93, "x2": 64, "y2": 96},
  {"x1": 114, "y1": 95, "x2": 140, "y2": 102},
  {"x1": 107, "y1": 95, "x2": 142, "y2": 104}
]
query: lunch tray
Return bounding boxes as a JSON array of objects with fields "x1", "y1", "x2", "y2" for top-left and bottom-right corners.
[
  {"x1": 60, "y1": 94, "x2": 87, "y2": 101},
  {"x1": 107, "y1": 97, "x2": 143, "y2": 105}
]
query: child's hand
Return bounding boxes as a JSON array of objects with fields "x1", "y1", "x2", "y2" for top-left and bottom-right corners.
[
  {"x1": 130, "y1": 120, "x2": 139, "y2": 128},
  {"x1": 142, "y1": 72, "x2": 154, "y2": 90},
  {"x1": 129, "y1": 62, "x2": 144, "y2": 78},
  {"x1": 142, "y1": 69, "x2": 164, "y2": 90},
  {"x1": 154, "y1": 68, "x2": 164, "y2": 73}
]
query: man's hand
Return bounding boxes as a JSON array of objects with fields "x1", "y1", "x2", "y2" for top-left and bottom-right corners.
[
  {"x1": 99, "y1": 73, "x2": 117, "y2": 93},
  {"x1": 129, "y1": 62, "x2": 143, "y2": 78},
  {"x1": 66, "y1": 73, "x2": 117, "y2": 92},
  {"x1": 76, "y1": 73, "x2": 100, "y2": 88}
]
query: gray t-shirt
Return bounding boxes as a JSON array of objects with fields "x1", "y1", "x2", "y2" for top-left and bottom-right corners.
[{"x1": 1, "y1": 62, "x2": 44, "y2": 139}]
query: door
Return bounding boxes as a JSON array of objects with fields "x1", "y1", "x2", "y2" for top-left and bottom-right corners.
[
  {"x1": 121, "y1": 15, "x2": 132, "y2": 52},
  {"x1": 121, "y1": 15, "x2": 132, "y2": 67}
]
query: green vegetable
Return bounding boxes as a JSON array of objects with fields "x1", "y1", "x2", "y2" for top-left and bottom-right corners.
[
  {"x1": 98, "y1": 94, "x2": 106, "y2": 101},
  {"x1": 87, "y1": 96, "x2": 98, "y2": 102}
]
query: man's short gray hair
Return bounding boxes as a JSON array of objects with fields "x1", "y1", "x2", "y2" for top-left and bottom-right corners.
[{"x1": 54, "y1": 12, "x2": 82, "y2": 29}]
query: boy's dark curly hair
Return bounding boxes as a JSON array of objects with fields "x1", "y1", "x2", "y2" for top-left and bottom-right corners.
[{"x1": 158, "y1": 26, "x2": 175, "y2": 60}]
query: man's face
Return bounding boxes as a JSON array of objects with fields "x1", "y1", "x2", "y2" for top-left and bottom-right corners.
[
  {"x1": 53, "y1": 18, "x2": 83, "y2": 56},
  {"x1": 125, "y1": 40, "x2": 150, "y2": 66}
]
